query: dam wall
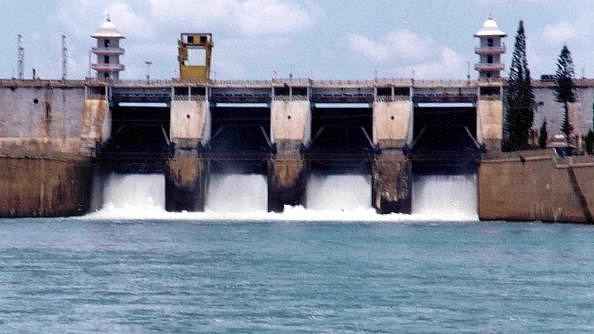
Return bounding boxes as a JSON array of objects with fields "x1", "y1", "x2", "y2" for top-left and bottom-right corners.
[
  {"x1": 479, "y1": 151, "x2": 594, "y2": 223},
  {"x1": 1, "y1": 78, "x2": 594, "y2": 222},
  {"x1": 0, "y1": 81, "x2": 86, "y2": 154},
  {"x1": 0, "y1": 154, "x2": 91, "y2": 217},
  {"x1": 0, "y1": 81, "x2": 92, "y2": 217}
]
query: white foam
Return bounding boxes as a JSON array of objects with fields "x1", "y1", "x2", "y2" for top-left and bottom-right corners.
[
  {"x1": 84, "y1": 173, "x2": 479, "y2": 222},
  {"x1": 412, "y1": 174, "x2": 478, "y2": 221},
  {"x1": 307, "y1": 174, "x2": 372, "y2": 211},
  {"x1": 206, "y1": 174, "x2": 268, "y2": 212}
]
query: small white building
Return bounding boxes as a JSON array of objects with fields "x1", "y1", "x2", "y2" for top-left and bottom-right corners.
[
  {"x1": 474, "y1": 17, "x2": 507, "y2": 79},
  {"x1": 91, "y1": 16, "x2": 125, "y2": 81}
]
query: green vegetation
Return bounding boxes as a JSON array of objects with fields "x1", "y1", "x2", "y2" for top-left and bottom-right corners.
[
  {"x1": 553, "y1": 45, "x2": 576, "y2": 139},
  {"x1": 504, "y1": 20, "x2": 535, "y2": 151}
]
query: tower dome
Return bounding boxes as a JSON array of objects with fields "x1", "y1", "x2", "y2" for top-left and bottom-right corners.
[
  {"x1": 91, "y1": 17, "x2": 124, "y2": 39},
  {"x1": 90, "y1": 16, "x2": 125, "y2": 81},
  {"x1": 474, "y1": 17, "x2": 506, "y2": 37},
  {"x1": 474, "y1": 17, "x2": 507, "y2": 79}
]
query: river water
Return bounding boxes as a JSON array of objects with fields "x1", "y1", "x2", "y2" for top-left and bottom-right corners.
[
  {"x1": 1, "y1": 175, "x2": 593, "y2": 333},
  {"x1": 1, "y1": 219, "x2": 593, "y2": 333}
]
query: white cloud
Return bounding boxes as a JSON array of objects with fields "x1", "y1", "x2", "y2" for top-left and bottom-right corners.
[
  {"x1": 149, "y1": 0, "x2": 236, "y2": 27},
  {"x1": 407, "y1": 47, "x2": 466, "y2": 79},
  {"x1": 236, "y1": 0, "x2": 317, "y2": 35},
  {"x1": 105, "y1": 2, "x2": 154, "y2": 39},
  {"x1": 541, "y1": 21, "x2": 576, "y2": 46},
  {"x1": 149, "y1": 0, "x2": 319, "y2": 36},
  {"x1": 347, "y1": 29, "x2": 433, "y2": 63}
]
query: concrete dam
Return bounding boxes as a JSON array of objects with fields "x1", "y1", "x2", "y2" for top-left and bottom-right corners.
[
  {"x1": 0, "y1": 77, "x2": 503, "y2": 217},
  {"x1": 3, "y1": 18, "x2": 594, "y2": 223}
]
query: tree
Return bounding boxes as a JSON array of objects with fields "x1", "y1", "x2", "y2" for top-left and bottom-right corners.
[
  {"x1": 505, "y1": 20, "x2": 535, "y2": 151},
  {"x1": 539, "y1": 120, "x2": 548, "y2": 149},
  {"x1": 553, "y1": 45, "x2": 576, "y2": 139}
]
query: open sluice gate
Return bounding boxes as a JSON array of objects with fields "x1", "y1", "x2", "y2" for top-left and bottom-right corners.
[{"x1": 90, "y1": 82, "x2": 485, "y2": 217}]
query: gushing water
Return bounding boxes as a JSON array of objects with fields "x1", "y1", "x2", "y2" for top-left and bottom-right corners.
[
  {"x1": 206, "y1": 174, "x2": 268, "y2": 212},
  {"x1": 307, "y1": 174, "x2": 372, "y2": 211},
  {"x1": 89, "y1": 172, "x2": 478, "y2": 222},
  {"x1": 412, "y1": 174, "x2": 477, "y2": 220},
  {"x1": 99, "y1": 173, "x2": 165, "y2": 215}
]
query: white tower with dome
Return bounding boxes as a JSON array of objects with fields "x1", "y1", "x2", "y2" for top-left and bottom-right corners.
[
  {"x1": 91, "y1": 16, "x2": 125, "y2": 81},
  {"x1": 474, "y1": 17, "x2": 506, "y2": 79}
]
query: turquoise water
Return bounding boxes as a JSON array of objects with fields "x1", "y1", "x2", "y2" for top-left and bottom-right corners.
[{"x1": 1, "y1": 219, "x2": 593, "y2": 333}]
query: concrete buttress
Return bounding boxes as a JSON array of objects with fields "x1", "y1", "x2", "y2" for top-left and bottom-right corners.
[
  {"x1": 165, "y1": 100, "x2": 210, "y2": 212},
  {"x1": 372, "y1": 151, "x2": 411, "y2": 214},
  {"x1": 267, "y1": 154, "x2": 308, "y2": 212},
  {"x1": 165, "y1": 151, "x2": 208, "y2": 211}
]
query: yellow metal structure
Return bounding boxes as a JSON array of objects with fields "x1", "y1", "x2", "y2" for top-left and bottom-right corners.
[{"x1": 178, "y1": 33, "x2": 213, "y2": 80}]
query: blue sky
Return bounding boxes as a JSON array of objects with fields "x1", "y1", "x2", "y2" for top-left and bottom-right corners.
[{"x1": 1, "y1": 0, "x2": 593, "y2": 81}]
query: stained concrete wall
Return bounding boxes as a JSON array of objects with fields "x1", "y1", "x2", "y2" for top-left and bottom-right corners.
[
  {"x1": 170, "y1": 100, "x2": 210, "y2": 149},
  {"x1": 372, "y1": 152, "x2": 411, "y2": 214},
  {"x1": 478, "y1": 151, "x2": 594, "y2": 223},
  {"x1": 373, "y1": 100, "x2": 412, "y2": 149},
  {"x1": 0, "y1": 155, "x2": 91, "y2": 217},
  {"x1": 80, "y1": 99, "x2": 110, "y2": 157},
  {"x1": 531, "y1": 85, "x2": 594, "y2": 137},
  {"x1": 166, "y1": 152, "x2": 209, "y2": 211},
  {"x1": 270, "y1": 100, "x2": 311, "y2": 152},
  {"x1": 477, "y1": 99, "x2": 503, "y2": 151},
  {"x1": 268, "y1": 155, "x2": 308, "y2": 212},
  {"x1": 0, "y1": 85, "x2": 85, "y2": 154}
]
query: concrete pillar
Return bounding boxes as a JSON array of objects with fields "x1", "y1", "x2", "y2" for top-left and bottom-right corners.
[
  {"x1": 268, "y1": 99, "x2": 310, "y2": 211},
  {"x1": 267, "y1": 155, "x2": 308, "y2": 212},
  {"x1": 170, "y1": 100, "x2": 210, "y2": 150},
  {"x1": 373, "y1": 100, "x2": 412, "y2": 149},
  {"x1": 166, "y1": 100, "x2": 210, "y2": 212},
  {"x1": 165, "y1": 152, "x2": 208, "y2": 211},
  {"x1": 80, "y1": 99, "x2": 110, "y2": 157},
  {"x1": 477, "y1": 99, "x2": 503, "y2": 152},
  {"x1": 270, "y1": 99, "x2": 310, "y2": 152},
  {"x1": 372, "y1": 151, "x2": 411, "y2": 214}
]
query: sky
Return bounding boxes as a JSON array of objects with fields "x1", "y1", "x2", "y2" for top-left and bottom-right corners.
[{"x1": 1, "y1": 0, "x2": 594, "y2": 81}]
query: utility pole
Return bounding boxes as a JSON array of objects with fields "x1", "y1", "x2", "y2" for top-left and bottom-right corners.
[
  {"x1": 17, "y1": 34, "x2": 24, "y2": 80},
  {"x1": 62, "y1": 35, "x2": 68, "y2": 80},
  {"x1": 145, "y1": 60, "x2": 152, "y2": 82}
]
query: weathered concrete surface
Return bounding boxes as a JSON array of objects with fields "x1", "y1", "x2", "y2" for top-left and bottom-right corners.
[
  {"x1": 170, "y1": 100, "x2": 210, "y2": 149},
  {"x1": 270, "y1": 100, "x2": 311, "y2": 152},
  {"x1": 373, "y1": 100, "x2": 412, "y2": 149},
  {"x1": 477, "y1": 99, "x2": 503, "y2": 152},
  {"x1": 478, "y1": 151, "x2": 594, "y2": 223},
  {"x1": 0, "y1": 85, "x2": 85, "y2": 139},
  {"x1": 267, "y1": 155, "x2": 308, "y2": 212},
  {"x1": 80, "y1": 99, "x2": 110, "y2": 157},
  {"x1": 165, "y1": 152, "x2": 209, "y2": 212},
  {"x1": 0, "y1": 154, "x2": 91, "y2": 217},
  {"x1": 372, "y1": 151, "x2": 411, "y2": 214}
]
